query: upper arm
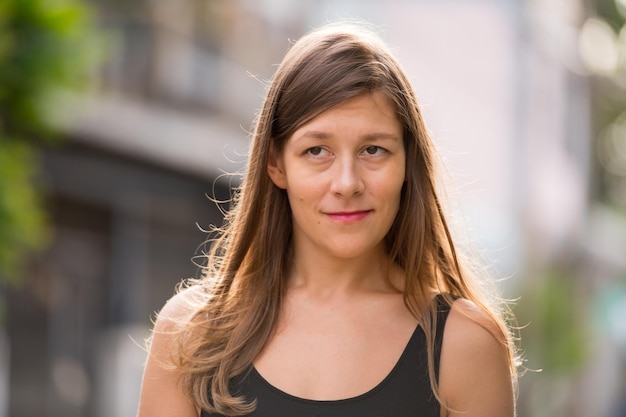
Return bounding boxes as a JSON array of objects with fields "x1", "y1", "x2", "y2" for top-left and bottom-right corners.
[
  {"x1": 137, "y1": 288, "x2": 202, "y2": 417},
  {"x1": 438, "y1": 299, "x2": 515, "y2": 417}
]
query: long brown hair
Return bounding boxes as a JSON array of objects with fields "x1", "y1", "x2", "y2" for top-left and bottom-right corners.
[{"x1": 173, "y1": 21, "x2": 519, "y2": 415}]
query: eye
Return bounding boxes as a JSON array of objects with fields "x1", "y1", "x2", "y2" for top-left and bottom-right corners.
[
  {"x1": 362, "y1": 145, "x2": 386, "y2": 156},
  {"x1": 305, "y1": 146, "x2": 328, "y2": 157}
]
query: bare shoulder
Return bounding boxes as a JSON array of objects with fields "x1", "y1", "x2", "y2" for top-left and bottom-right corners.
[
  {"x1": 439, "y1": 298, "x2": 514, "y2": 417},
  {"x1": 444, "y1": 298, "x2": 504, "y2": 348},
  {"x1": 153, "y1": 285, "x2": 207, "y2": 332},
  {"x1": 137, "y1": 285, "x2": 206, "y2": 417}
]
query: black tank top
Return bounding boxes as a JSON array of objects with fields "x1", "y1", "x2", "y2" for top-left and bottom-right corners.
[{"x1": 201, "y1": 296, "x2": 452, "y2": 417}]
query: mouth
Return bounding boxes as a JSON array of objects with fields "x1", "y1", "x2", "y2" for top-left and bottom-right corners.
[{"x1": 324, "y1": 210, "x2": 373, "y2": 223}]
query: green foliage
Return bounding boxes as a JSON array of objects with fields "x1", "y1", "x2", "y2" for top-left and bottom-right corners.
[
  {"x1": 0, "y1": 0, "x2": 102, "y2": 282},
  {"x1": 517, "y1": 267, "x2": 589, "y2": 374},
  {"x1": 0, "y1": 0, "x2": 101, "y2": 137},
  {"x1": 594, "y1": 0, "x2": 626, "y2": 31},
  {"x1": 0, "y1": 140, "x2": 48, "y2": 282},
  {"x1": 583, "y1": 2, "x2": 626, "y2": 207}
]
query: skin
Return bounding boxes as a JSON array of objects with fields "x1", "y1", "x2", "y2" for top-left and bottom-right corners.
[
  {"x1": 137, "y1": 291, "x2": 200, "y2": 417},
  {"x1": 267, "y1": 91, "x2": 406, "y2": 268},
  {"x1": 439, "y1": 299, "x2": 515, "y2": 417},
  {"x1": 262, "y1": 92, "x2": 417, "y2": 400},
  {"x1": 136, "y1": 92, "x2": 514, "y2": 417}
]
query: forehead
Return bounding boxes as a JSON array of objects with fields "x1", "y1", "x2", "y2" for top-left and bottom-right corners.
[{"x1": 291, "y1": 92, "x2": 401, "y2": 139}]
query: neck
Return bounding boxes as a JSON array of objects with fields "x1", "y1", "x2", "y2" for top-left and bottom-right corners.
[{"x1": 287, "y1": 245, "x2": 403, "y2": 297}]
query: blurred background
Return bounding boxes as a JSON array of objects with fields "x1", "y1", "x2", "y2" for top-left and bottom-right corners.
[{"x1": 0, "y1": 0, "x2": 625, "y2": 416}]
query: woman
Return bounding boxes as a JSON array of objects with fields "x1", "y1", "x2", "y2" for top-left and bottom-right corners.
[{"x1": 137, "y1": 21, "x2": 519, "y2": 417}]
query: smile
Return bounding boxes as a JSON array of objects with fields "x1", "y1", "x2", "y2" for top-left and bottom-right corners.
[{"x1": 324, "y1": 210, "x2": 373, "y2": 223}]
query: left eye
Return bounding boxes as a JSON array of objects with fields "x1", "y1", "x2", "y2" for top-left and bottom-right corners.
[{"x1": 363, "y1": 146, "x2": 384, "y2": 155}]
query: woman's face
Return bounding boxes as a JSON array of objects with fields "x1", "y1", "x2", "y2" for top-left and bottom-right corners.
[{"x1": 268, "y1": 91, "x2": 406, "y2": 261}]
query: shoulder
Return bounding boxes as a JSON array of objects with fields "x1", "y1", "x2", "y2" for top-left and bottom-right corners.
[
  {"x1": 443, "y1": 298, "x2": 504, "y2": 347},
  {"x1": 153, "y1": 285, "x2": 207, "y2": 333},
  {"x1": 438, "y1": 298, "x2": 515, "y2": 417},
  {"x1": 137, "y1": 285, "x2": 207, "y2": 417},
  {"x1": 144, "y1": 284, "x2": 209, "y2": 372}
]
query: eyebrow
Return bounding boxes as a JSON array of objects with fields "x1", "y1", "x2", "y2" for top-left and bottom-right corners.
[
  {"x1": 293, "y1": 130, "x2": 401, "y2": 142},
  {"x1": 294, "y1": 130, "x2": 332, "y2": 141}
]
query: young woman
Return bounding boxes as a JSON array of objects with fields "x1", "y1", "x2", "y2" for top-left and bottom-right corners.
[{"x1": 137, "y1": 21, "x2": 519, "y2": 417}]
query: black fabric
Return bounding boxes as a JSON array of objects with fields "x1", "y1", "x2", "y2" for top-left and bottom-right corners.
[{"x1": 201, "y1": 295, "x2": 453, "y2": 417}]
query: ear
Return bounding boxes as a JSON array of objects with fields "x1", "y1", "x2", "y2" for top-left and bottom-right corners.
[{"x1": 267, "y1": 143, "x2": 287, "y2": 189}]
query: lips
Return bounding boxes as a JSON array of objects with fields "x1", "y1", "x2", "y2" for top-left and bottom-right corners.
[{"x1": 324, "y1": 210, "x2": 373, "y2": 223}]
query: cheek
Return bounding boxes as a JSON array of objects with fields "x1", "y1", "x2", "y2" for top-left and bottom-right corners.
[
  {"x1": 284, "y1": 182, "x2": 316, "y2": 211},
  {"x1": 286, "y1": 175, "x2": 328, "y2": 202},
  {"x1": 374, "y1": 167, "x2": 406, "y2": 198}
]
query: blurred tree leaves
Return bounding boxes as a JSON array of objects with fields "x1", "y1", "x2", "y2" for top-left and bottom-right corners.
[
  {"x1": 585, "y1": 1, "x2": 626, "y2": 209},
  {"x1": 517, "y1": 266, "x2": 589, "y2": 374},
  {"x1": 0, "y1": 141, "x2": 46, "y2": 283},
  {"x1": 0, "y1": 0, "x2": 102, "y2": 282}
]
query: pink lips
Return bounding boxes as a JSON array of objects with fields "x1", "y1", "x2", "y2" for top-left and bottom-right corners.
[{"x1": 325, "y1": 210, "x2": 372, "y2": 223}]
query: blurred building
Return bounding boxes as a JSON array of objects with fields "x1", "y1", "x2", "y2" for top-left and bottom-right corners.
[
  {"x1": 5, "y1": 1, "x2": 624, "y2": 417},
  {"x1": 6, "y1": 2, "x2": 270, "y2": 416}
]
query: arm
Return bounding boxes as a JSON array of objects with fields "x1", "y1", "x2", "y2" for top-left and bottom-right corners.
[
  {"x1": 137, "y1": 289, "x2": 200, "y2": 417},
  {"x1": 438, "y1": 299, "x2": 515, "y2": 417}
]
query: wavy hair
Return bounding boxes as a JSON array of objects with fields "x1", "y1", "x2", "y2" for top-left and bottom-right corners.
[{"x1": 172, "y1": 21, "x2": 519, "y2": 415}]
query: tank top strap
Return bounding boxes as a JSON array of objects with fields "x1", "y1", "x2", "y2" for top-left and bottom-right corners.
[{"x1": 433, "y1": 294, "x2": 457, "y2": 382}]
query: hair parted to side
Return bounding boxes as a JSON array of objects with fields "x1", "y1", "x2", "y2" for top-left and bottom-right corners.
[{"x1": 170, "y1": 20, "x2": 520, "y2": 416}]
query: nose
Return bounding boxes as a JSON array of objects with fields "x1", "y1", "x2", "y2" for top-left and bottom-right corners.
[{"x1": 330, "y1": 155, "x2": 365, "y2": 197}]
